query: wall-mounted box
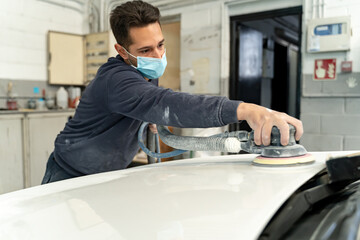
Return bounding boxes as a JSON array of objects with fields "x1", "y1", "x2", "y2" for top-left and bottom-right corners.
[
  {"x1": 48, "y1": 31, "x2": 117, "y2": 86},
  {"x1": 307, "y1": 16, "x2": 351, "y2": 53}
]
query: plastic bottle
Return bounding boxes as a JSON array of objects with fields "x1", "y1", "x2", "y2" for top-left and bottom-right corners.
[
  {"x1": 74, "y1": 87, "x2": 81, "y2": 108},
  {"x1": 56, "y1": 87, "x2": 68, "y2": 109},
  {"x1": 36, "y1": 98, "x2": 46, "y2": 110},
  {"x1": 67, "y1": 87, "x2": 81, "y2": 108}
]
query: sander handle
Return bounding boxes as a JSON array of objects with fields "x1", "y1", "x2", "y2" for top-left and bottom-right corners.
[
  {"x1": 241, "y1": 124, "x2": 306, "y2": 157},
  {"x1": 248, "y1": 124, "x2": 297, "y2": 147}
]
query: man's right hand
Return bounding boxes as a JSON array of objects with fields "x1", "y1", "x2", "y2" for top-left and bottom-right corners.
[{"x1": 236, "y1": 102, "x2": 303, "y2": 146}]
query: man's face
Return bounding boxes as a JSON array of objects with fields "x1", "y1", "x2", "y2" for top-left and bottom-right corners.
[{"x1": 117, "y1": 22, "x2": 165, "y2": 67}]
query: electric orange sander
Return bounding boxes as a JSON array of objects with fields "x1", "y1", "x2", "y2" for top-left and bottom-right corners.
[
  {"x1": 140, "y1": 123, "x2": 315, "y2": 166},
  {"x1": 243, "y1": 125, "x2": 315, "y2": 166}
]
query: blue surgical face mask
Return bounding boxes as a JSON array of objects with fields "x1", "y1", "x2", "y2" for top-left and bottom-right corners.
[{"x1": 123, "y1": 47, "x2": 167, "y2": 79}]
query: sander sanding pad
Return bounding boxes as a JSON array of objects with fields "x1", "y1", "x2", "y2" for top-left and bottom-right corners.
[{"x1": 253, "y1": 153, "x2": 315, "y2": 166}]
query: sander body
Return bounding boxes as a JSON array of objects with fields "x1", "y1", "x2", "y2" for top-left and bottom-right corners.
[{"x1": 244, "y1": 125, "x2": 315, "y2": 166}]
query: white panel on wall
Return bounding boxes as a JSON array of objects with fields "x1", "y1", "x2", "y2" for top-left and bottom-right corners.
[
  {"x1": 300, "y1": 0, "x2": 360, "y2": 151},
  {"x1": 302, "y1": 0, "x2": 360, "y2": 74},
  {"x1": 180, "y1": 3, "x2": 222, "y2": 94},
  {"x1": 181, "y1": 26, "x2": 221, "y2": 94}
]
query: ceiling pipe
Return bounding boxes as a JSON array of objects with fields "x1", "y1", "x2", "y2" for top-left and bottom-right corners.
[
  {"x1": 101, "y1": 0, "x2": 220, "y2": 31},
  {"x1": 88, "y1": 0, "x2": 100, "y2": 33},
  {"x1": 37, "y1": 0, "x2": 84, "y2": 13}
]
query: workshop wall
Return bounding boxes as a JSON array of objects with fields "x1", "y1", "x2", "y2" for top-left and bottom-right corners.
[
  {"x1": 0, "y1": 0, "x2": 86, "y2": 81},
  {"x1": 162, "y1": 0, "x2": 360, "y2": 151},
  {"x1": 300, "y1": 0, "x2": 360, "y2": 151},
  {"x1": 160, "y1": 1, "x2": 224, "y2": 157},
  {"x1": 162, "y1": 1, "x2": 223, "y2": 95},
  {"x1": 0, "y1": 0, "x2": 86, "y2": 108},
  {"x1": 1, "y1": 0, "x2": 359, "y2": 151}
]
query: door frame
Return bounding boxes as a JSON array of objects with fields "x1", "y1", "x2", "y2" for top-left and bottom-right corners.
[{"x1": 229, "y1": 6, "x2": 303, "y2": 119}]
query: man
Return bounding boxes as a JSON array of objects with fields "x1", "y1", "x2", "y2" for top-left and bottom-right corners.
[{"x1": 42, "y1": 0, "x2": 303, "y2": 184}]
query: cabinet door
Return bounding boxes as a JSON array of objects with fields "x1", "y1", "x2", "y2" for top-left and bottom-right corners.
[
  {"x1": 28, "y1": 113, "x2": 72, "y2": 187},
  {"x1": 85, "y1": 32, "x2": 110, "y2": 84},
  {"x1": 48, "y1": 31, "x2": 85, "y2": 85},
  {"x1": 0, "y1": 115, "x2": 24, "y2": 194}
]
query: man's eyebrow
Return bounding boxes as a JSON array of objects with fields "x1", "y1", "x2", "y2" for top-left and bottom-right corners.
[{"x1": 137, "y1": 39, "x2": 165, "y2": 51}]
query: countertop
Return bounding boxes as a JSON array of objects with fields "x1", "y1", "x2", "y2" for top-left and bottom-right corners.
[{"x1": 0, "y1": 108, "x2": 76, "y2": 115}]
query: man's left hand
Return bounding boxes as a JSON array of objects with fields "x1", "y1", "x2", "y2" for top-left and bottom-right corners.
[{"x1": 149, "y1": 124, "x2": 158, "y2": 134}]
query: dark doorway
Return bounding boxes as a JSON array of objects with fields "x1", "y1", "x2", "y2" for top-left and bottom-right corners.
[
  {"x1": 229, "y1": 6, "x2": 302, "y2": 132},
  {"x1": 272, "y1": 42, "x2": 289, "y2": 113}
]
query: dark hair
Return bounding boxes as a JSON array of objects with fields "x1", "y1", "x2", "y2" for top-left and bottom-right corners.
[{"x1": 110, "y1": 0, "x2": 161, "y2": 49}]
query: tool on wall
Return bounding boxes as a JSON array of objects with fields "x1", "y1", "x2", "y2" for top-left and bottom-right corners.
[{"x1": 138, "y1": 123, "x2": 315, "y2": 166}]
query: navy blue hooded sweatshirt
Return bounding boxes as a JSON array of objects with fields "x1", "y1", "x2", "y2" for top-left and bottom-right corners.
[{"x1": 54, "y1": 55, "x2": 240, "y2": 176}]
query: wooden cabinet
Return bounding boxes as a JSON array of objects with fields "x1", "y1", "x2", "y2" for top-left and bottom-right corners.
[
  {"x1": 48, "y1": 31, "x2": 117, "y2": 86},
  {"x1": 48, "y1": 32, "x2": 86, "y2": 85},
  {"x1": 0, "y1": 111, "x2": 74, "y2": 194},
  {"x1": 85, "y1": 32, "x2": 117, "y2": 83},
  {"x1": 27, "y1": 113, "x2": 72, "y2": 187},
  {"x1": 0, "y1": 114, "x2": 24, "y2": 194}
]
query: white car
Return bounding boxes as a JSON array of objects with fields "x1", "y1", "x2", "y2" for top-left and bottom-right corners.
[{"x1": 0, "y1": 151, "x2": 358, "y2": 240}]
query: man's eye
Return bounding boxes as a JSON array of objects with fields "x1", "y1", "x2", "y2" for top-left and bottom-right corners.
[
  {"x1": 158, "y1": 43, "x2": 164, "y2": 48},
  {"x1": 141, "y1": 49, "x2": 149, "y2": 54}
]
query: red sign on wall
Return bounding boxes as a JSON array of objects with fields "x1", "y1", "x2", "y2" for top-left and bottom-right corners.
[{"x1": 314, "y1": 59, "x2": 336, "y2": 80}]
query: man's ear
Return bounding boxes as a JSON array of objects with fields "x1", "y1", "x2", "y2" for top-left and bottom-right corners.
[{"x1": 114, "y1": 43, "x2": 128, "y2": 60}]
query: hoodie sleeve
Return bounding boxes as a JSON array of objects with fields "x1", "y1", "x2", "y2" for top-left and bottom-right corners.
[{"x1": 107, "y1": 71, "x2": 241, "y2": 128}]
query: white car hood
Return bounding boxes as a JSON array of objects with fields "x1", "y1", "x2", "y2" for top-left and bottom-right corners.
[{"x1": 0, "y1": 152, "x2": 352, "y2": 240}]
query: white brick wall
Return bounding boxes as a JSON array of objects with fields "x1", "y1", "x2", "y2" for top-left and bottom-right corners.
[
  {"x1": 345, "y1": 136, "x2": 360, "y2": 150},
  {"x1": 302, "y1": 0, "x2": 360, "y2": 73},
  {"x1": 0, "y1": 0, "x2": 86, "y2": 81},
  {"x1": 346, "y1": 98, "x2": 360, "y2": 113},
  {"x1": 300, "y1": 114, "x2": 321, "y2": 134},
  {"x1": 322, "y1": 115, "x2": 360, "y2": 135},
  {"x1": 301, "y1": 97, "x2": 360, "y2": 151},
  {"x1": 300, "y1": 0, "x2": 360, "y2": 151},
  {"x1": 301, "y1": 134, "x2": 343, "y2": 151},
  {"x1": 162, "y1": 0, "x2": 360, "y2": 152},
  {"x1": 163, "y1": 0, "x2": 360, "y2": 152},
  {"x1": 301, "y1": 98, "x2": 345, "y2": 114},
  {"x1": 300, "y1": 98, "x2": 360, "y2": 150}
]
